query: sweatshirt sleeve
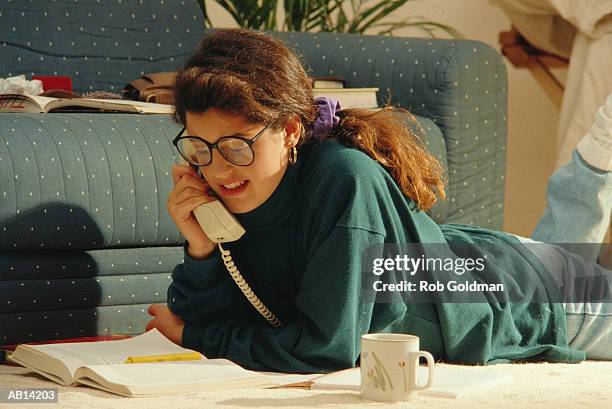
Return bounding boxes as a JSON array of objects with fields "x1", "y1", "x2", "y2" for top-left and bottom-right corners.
[
  {"x1": 167, "y1": 241, "x2": 245, "y2": 323},
  {"x1": 179, "y1": 226, "x2": 408, "y2": 373}
]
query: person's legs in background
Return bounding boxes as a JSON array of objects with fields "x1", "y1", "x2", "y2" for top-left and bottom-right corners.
[
  {"x1": 531, "y1": 151, "x2": 611, "y2": 261},
  {"x1": 515, "y1": 236, "x2": 611, "y2": 360},
  {"x1": 522, "y1": 94, "x2": 612, "y2": 360},
  {"x1": 531, "y1": 94, "x2": 612, "y2": 258}
]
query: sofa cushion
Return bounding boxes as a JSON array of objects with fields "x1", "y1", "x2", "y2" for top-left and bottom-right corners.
[
  {"x1": 0, "y1": 246, "x2": 183, "y2": 311},
  {"x1": 0, "y1": 245, "x2": 184, "y2": 345},
  {"x1": 0, "y1": 1, "x2": 206, "y2": 93},
  {"x1": 0, "y1": 303, "x2": 164, "y2": 345},
  {"x1": 0, "y1": 114, "x2": 183, "y2": 250}
]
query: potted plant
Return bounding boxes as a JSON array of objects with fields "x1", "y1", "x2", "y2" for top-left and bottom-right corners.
[{"x1": 196, "y1": 0, "x2": 460, "y2": 37}]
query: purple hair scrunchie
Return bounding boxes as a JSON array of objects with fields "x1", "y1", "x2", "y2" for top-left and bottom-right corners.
[{"x1": 312, "y1": 96, "x2": 341, "y2": 140}]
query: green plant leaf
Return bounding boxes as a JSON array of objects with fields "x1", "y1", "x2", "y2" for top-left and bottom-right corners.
[
  {"x1": 195, "y1": 0, "x2": 213, "y2": 27},
  {"x1": 345, "y1": 0, "x2": 401, "y2": 32},
  {"x1": 204, "y1": 0, "x2": 460, "y2": 38},
  {"x1": 350, "y1": 0, "x2": 411, "y2": 33}
]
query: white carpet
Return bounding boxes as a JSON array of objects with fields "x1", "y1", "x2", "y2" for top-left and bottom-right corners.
[{"x1": 1, "y1": 361, "x2": 611, "y2": 409}]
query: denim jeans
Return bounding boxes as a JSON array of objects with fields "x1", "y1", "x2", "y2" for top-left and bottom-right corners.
[{"x1": 514, "y1": 150, "x2": 612, "y2": 360}]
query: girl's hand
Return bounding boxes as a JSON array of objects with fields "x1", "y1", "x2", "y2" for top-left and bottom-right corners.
[
  {"x1": 145, "y1": 304, "x2": 185, "y2": 345},
  {"x1": 167, "y1": 164, "x2": 217, "y2": 258}
]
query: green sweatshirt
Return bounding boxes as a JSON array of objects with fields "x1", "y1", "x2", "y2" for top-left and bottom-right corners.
[{"x1": 167, "y1": 139, "x2": 585, "y2": 372}]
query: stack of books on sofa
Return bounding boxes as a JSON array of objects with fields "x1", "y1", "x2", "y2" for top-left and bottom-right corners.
[{"x1": 312, "y1": 77, "x2": 378, "y2": 109}]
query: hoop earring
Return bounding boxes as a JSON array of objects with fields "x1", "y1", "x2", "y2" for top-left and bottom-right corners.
[{"x1": 288, "y1": 145, "x2": 298, "y2": 165}]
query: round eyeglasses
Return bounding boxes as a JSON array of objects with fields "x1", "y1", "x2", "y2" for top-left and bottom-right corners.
[{"x1": 172, "y1": 122, "x2": 275, "y2": 167}]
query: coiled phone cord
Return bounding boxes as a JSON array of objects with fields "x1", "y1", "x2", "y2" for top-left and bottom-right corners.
[{"x1": 218, "y1": 243, "x2": 283, "y2": 328}]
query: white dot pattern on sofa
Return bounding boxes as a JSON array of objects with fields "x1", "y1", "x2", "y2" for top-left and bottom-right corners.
[
  {"x1": 0, "y1": 2, "x2": 506, "y2": 230},
  {"x1": 0, "y1": 0, "x2": 205, "y2": 93},
  {"x1": 0, "y1": 114, "x2": 185, "y2": 250},
  {"x1": 0, "y1": 244, "x2": 185, "y2": 344},
  {"x1": 0, "y1": 111, "x2": 441, "y2": 345},
  {"x1": 0, "y1": 1, "x2": 508, "y2": 345},
  {"x1": 0, "y1": 112, "x2": 450, "y2": 251}
]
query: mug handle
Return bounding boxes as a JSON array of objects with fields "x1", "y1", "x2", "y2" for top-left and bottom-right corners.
[{"x1": 409, "y1": 351, "x2": 435, "y2": 391}]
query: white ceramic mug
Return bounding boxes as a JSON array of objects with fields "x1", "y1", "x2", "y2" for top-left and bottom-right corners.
[{"x1": 360, "y1": 333, "x2": 434, "y2": 401}]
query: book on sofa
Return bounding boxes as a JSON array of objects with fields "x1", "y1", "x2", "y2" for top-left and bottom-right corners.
[
  {"x1": 0, "y1": 94, "x2": 174, "y2": 114},
  {"x1": 312, "y1": 88, "x2": 379, "y2": 109},
  {"x1": 311, "y1": 76, "x2": 345, "y2": 89},
  {"x1": 8, "y1": 328, "x2": 274, "y2": 397}
]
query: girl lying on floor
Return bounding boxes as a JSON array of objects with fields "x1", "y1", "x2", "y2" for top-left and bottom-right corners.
[{"x1": 146, "y1": 28, "x2": 611, "y2": 372}]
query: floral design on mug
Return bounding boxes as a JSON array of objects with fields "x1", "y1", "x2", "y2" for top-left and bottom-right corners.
[
  {"x1": 363, "y1": 351, "x2": 394, "y2": 391},
  {"x1": 398, "y1": 361, "x2": 408, "y2": 391}
]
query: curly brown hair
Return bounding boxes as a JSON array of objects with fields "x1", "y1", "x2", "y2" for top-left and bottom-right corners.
[{"x1": 173, "y1": 28, "x2": 446, "y2": 211}]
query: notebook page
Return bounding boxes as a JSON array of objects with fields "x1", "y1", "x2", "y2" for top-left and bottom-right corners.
[{"x1": 310, "y1": 367, "x2": 360, "y2": 390}]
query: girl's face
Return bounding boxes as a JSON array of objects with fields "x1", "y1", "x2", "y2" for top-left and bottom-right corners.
[{"x1": 185, "y1": 109, "x2": 300, "y2": 213}]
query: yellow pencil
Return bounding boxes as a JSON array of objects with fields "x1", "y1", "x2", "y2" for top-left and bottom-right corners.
[{"x1": 124, "y1": 352, "x2": 203, "y2": 364}]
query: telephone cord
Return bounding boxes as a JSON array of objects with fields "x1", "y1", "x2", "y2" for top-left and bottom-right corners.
[{"x1": 218, "y1": 243, "x2": 283, "y2": 328}]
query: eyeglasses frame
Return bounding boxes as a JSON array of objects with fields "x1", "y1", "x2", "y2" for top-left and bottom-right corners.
[{"x1": 172, "y1": 121, "x2": 276, "y2": 167}]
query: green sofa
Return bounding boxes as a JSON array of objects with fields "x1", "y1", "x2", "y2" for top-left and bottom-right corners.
[{"x1": 0, "y1": 1, "x2": 507, "y2": 345}]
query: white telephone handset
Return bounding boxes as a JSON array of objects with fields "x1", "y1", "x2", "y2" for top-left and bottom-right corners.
[
  {"x1": 186, "y1": 162, "x2": 282, "y2": 328},
  {"x1": 192, "y1": 191, "x2": 246, "y2": 243}
]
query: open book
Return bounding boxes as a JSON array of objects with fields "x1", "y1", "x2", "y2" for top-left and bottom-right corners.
[
  {"x1": 8, "y1": 329, "x2": 274, "y2": 397},
  {"x1": 0, "y1": 94, "x2": 174, "y2": 114}
]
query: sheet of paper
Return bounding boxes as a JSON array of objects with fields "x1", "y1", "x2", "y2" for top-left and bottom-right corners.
[
  {"x1": 311, "y1": 366, "x2": 514, "y2": 398},
  {"x1": 257, "y1": 371, "x2": 323, "y2": 386}
]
